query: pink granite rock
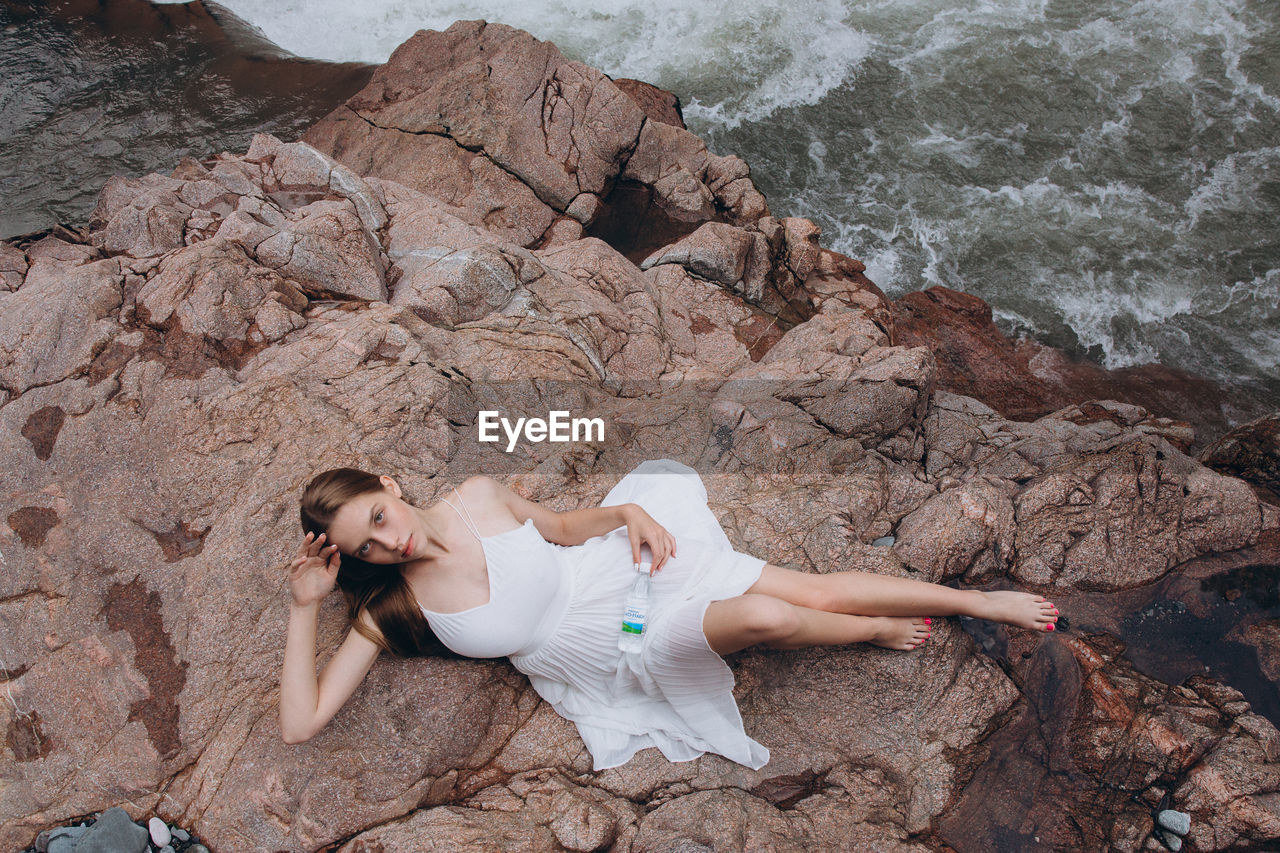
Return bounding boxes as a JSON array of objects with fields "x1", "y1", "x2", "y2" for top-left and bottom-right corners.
[
  {"x1": 0, "y1": 243, "x2": 28, "y2": 292},
  {"x1": 1, "y1": 20, "x2": 1275, "y2": 853},
  {"x1": 0, "y1": 256, "x2": 122, "y2": 393}
]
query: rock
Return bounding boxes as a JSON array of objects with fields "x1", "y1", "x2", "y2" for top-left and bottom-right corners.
[
  {"x1": 0, "y1": 242, "x2": 27, "y2": 291},
  {"x1": 1229, "y1": 618, "x2": 1280, "y2": 682},
  {"x1": 89, "y1": 174, "x2": 191, "y2": 258},
  {"x1": 0, "y1": 256, "x2": 122, "y2": 393},
  {"x1": 613, "y1": 78, "x2": 685, "y2": 128},
  {"x1": 892, "y1": 285, "x2": 1254, "y2": 446},
  {"x1": 641, "y1": 222, "x2": 756, "y2": 287},
  {"x1": 133, "y1": 239, "x2": 309, "y2": 368},
  {"x1": 148, "y1": 816, "x2": 171, "y2": 845},
  {"x1": 253, "y1": 198, "x2": 387, "y2": 301},
  {"x1": 304, "y1": 20, "x2": 774, "y2": 260},
  {"x1": 895, "y1": 477, "x2": 1016, "y2": 583},
  {"x1": 171, "y1": 827, "x2": 189, "y2": 841},
  {"x1": 1157, "y1": 809, "x2": 1191, "y2": 836},
  {"x1": 73, "y1": 807, "x2": 149, "y2": 853},
  {"x1": 1199, "y1": 412, "x2": 1280, "y2": 501},
  {"x1": 1, "y1": 19, "x2": 1272, "y2": 853},
  {"x1": 1009, "y1": 429, "x2": 1260, "y2": 590},
  {"x1": 305, "y1": 21, "x2": 641, "y2": 245},
  {"x1": 45, "y1": 828, "x2": 80, "y2": 853}
]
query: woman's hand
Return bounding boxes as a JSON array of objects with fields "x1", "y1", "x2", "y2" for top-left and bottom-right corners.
[
  {"x1": 624, "y1": 505, "x2": 676, "y2": 575},
  {"x1": 289, "y1": 531, "x2": 340, "y2": 607}
]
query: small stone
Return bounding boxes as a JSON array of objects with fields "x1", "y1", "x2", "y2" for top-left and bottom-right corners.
[
  {"x1": 148, "y1": 817, "x2": 171, "y2": 846},
  {"x1": 1164, "y1": 833, "x2": 1182, "y2": 852},
  {"x1": 188, "y1": 845, "x2": 210, "y2": 853},
  {"x1": 872, "y1": 535, "x2": 896, "y2": 547},
  {"x1": 158, "y1": 846, "x2": 175, "y2": 853},
  {"x1": 74, "y1": 806, "x2": 149, "y2": 853},
  {"x1": 172, "y1": 828, "x2": 190, "y2": 841},
  {"x1": 46, "y1": 825, "x2": 86, "y2": 853},
  {"x1": 1157, "y1": 809, "x2": 1191, "y2": 836},
  {"x1": 34, "y1": 828, "x2": 51, "y2": 853}
]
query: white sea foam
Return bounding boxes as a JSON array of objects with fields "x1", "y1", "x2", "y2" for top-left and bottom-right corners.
[
  {"x1": 1183, "y1": 147, "x2": 1280, "y2": 228},
  {"x1": 157, "y1": 0, "x2": 871, "y2": 128}
]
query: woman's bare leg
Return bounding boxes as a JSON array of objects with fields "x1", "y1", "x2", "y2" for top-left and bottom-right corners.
[
  {"x1": 702, "y1": 594, "x2": 931, "y2": 656},
  {"x1": 744, "y1": 564, "x2": 1059, "y2": 631}
]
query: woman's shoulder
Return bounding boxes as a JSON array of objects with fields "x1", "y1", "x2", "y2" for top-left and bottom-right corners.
[
  {"x1": 455, "y1": 475, "x2": 497, "y2": 497},
  {"x1": 452, "y1": 475, "x2": 506, "y2": 513}
]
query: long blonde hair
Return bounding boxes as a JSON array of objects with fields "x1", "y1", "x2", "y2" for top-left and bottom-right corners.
[{"x1": 300, "y1": 467, "x2": 455, "y2": 658}]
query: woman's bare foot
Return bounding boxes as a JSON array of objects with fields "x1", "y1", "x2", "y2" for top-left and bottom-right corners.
[
  {"x1": 977, "y1": 590, "x2": 1059, "y2": 631},
  {"x1": 869, "y1": 616, "x2": 932, "y2": 650}
]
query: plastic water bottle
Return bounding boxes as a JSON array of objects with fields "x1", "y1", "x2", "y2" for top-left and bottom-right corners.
[{"x1": 618, "y1": 561, "x2": 653, "y2": 653}]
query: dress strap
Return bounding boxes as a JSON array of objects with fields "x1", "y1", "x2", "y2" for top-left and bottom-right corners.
[{"x1": 440, "y1": 487, "x2": 483, "y2": 542}]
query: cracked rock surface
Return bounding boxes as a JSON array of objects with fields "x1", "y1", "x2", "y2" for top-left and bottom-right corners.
[{"x1": 3, "y1": 20, "x2": 1279, "y2": 853}]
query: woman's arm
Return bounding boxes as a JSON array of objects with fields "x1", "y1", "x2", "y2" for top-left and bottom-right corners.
[
  {"x1": 281, "y1": 532, "x2": 381, "y2": 743},
  {"x1": 466, "y1": 476, "x2": 676, "y2": 570},
  {"x1": 280, "y1": 603, "x2": 381, "y2": 744},
  {"x1": 462, "y1": 475, "x2": 632, "y2": 546}
]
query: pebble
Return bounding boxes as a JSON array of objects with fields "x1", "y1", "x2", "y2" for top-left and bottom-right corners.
[
  {"x1": 1164, "y1": 833, "x2": 1183, "y2": 852},
  {"x1": 26, "y1": 809, "x2": 206, "y2": 853},
  {"x1": 72, "y1": 806, "x2": 149, "y2": 853},
  {"x1": 872, "y1": 535, "x2": 896, "y2": 547},
  {"x1": 149, "y1": 817, "x2": 172, "y2": 846},
  {"x1": 1157, "y1": 809, "x2": 1191, "y2": 836},
  {"x1": 45, "y1": 825, "x2": 85, "y2": 853}
]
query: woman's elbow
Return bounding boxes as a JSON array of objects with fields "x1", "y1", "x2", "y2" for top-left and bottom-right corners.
[{"x1": 280, "y1": 718, "x2": 318, "y2": 745}]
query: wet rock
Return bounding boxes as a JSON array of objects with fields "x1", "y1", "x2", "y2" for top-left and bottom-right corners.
[
  {"x1": 1229, "y1": 618, "x2": 1280, "y2": 682},
  {"x1": 893, "y1": 285, "x2": 1253, "y2": 446},
  {"x1": 613, "y1": 78, "x2": 686, "y2": 128},
  {"x1": 1199, "y1": 412, "x2": 1280, "y2": 501}
]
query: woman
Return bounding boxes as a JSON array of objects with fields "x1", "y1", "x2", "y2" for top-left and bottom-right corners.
[{"x1": 281, "y1": 459, "x2": 1058, "y2": 770}]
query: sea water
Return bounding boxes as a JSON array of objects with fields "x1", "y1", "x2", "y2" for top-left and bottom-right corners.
[{"x1": 8, "y1": 0, "x2": 1280, "y2": 416}]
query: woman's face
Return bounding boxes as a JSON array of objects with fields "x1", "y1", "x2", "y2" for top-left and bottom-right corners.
[{"x1": 325, "y1": 476, "x2": 421, "y2": 564}]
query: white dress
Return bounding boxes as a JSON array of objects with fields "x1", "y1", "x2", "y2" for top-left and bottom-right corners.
[{"x1": 421, "y1": 459, "x2": 770, "y2": 771}]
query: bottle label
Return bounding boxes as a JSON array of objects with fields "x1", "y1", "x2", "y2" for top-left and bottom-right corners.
[{"x1": 621, "y1": 603, "x2": 645, "y2": 635}]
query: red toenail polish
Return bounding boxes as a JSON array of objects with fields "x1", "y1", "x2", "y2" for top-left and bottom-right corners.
[
  {"x1": 1046, "y1": 623, "x2": 1055, "y2": 632},
  {"x1": 925, "y1": 618, "x2": 932, "y2": 624}
]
